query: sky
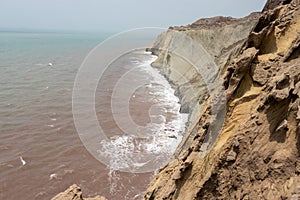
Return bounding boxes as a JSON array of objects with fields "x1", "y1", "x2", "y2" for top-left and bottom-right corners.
[{"x1": 0, "y1": 0, "x2": 267, "y2": 32}]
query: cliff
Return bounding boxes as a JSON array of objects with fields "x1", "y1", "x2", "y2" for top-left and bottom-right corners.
[
  {"x1": 147, "y1": 13, "x2": 260, "y2": 129},
  {"x1": 53, "y1": 0, "x2": 300, "y2": 199},
  {"x1": 144, "y1": 0, "x2": 300, "y2": 199}
]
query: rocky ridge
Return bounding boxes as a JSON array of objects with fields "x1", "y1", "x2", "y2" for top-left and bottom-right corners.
[
  {"x1": 147, "y1": 12, "x2": 260, "y2": 129},
  {"x1": 51, "y1": 184, "x2": 107, "y2": 200},
  {"x1": 144, "y1": 0, "x2": 300, "y2": 199}
]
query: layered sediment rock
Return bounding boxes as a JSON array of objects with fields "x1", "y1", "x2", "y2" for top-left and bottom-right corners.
[
  {"x1": 147, "y1": 13, "x2": 260, "y2": 129},
  {"x1": 144, "y1": 0, "x2": 300, "y2": 199}
]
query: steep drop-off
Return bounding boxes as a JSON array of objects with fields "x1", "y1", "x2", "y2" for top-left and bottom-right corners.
[
  {"x1": 147, "y1": 13, "x2": 260, "y2": 128},
  {"x1": 53, "y1": 0, "x2": 300, "y2": 199},
  {"x1": 144, "y1": 0, "x2": 300, "y2": 199}
]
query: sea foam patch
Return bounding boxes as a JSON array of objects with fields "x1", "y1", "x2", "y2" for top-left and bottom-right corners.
[{"x1": 97, "y1": 51, "x2": 187, "y2": 172}]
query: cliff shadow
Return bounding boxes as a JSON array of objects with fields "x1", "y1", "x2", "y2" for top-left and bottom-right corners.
[
  {"x1": 297, "y1": 126, "x2": 300, "y2": 157},
  {"x1": 266, "y1": 97, "x2": 290, "y2": 143}
]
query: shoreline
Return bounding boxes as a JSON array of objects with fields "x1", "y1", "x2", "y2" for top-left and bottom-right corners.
[
  {"x1": 145, "y1": 12, "x2": 260, "y2": 156},
  {"x1": 51, "y1": 11, "x2": 261, "y2": 200}
]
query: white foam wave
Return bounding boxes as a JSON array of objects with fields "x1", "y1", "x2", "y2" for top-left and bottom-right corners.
[{"x1": 98, "y1": 51, "x2": 188, "y2": 172}]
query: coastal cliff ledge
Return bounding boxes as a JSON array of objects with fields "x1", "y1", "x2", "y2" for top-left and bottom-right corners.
[
  {"x1": 144, "y1": 0, "x2": 300, "y2": 199},
  {"x1": 146, "y1": 12, "x2": 260, "y2": 157}
]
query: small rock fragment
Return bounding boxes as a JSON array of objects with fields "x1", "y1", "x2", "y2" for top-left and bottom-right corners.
[
  {"x1": 172, "y1": 170, "x2": 182, "y2": 180},
  {"x1": 226, "y1": 150, "x2": 237, "y2": 162},
  {"x1": 233, "y1": 140, "x2": 240, "y2": 148},
  {"x1": 51, "y1": 184, "x2": 107, "y2": 200},
  {"x1": 270, "y1": 88, "x2": 290, "y2": 101}
]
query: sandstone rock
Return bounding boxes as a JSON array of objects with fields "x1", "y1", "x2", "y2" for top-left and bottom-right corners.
[
  {"x1": 226, "y1": 150, "x2": 237, "y2": 162},
  {"x1": 267, "y1": 72, "x2": 294, "y2": 101},
  {"x1": 270, "y1": 87, "x2": 290, "y2": 101},
  {"x1": 275, "y1": 73, "x2": 290, "y2": 89},
  {"x1": 297, "y1": 105, "x2": 300, "y2": 120},
  {"x1": 225, "y1": 47, "x2": 259, "y2": 98},
  {"x1": 232, "y1": 140, "x2": 240, "y2": 148},
  {"x1": 51, "y1": 185, "x2": 106, "y2": 200},
  {"x1": 263, "y1": 0, "x2": 290, "y2": 11},
  {"x1": 147, "y1": 12, "x2": 260, "y2": 128},
  {"x1": 251, "y1": 62, "x2": 273, "y2": 85},
  {"x1": 171, "y1": 170, "x2": 182, "y2": 180},
  {"x1": 293, "y1": 82, "x2": 300, "y2": 97},
  {"x1": 52, "y1": 185, "x2": 82, "y2": 200},
  {"x1": 269, "y1": 54, "x2": 279, "y2": 61},
  {"x1": 144, "y1": 0, "x2": 300, "y2": 199},
  {"x1": 284, "y1": 34, "x2": 300, "y2": 61}
]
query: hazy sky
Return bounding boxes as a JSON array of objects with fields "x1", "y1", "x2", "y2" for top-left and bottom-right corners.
[{"x1": 0, "y1": 0, "x2": 267, "y2": 32}]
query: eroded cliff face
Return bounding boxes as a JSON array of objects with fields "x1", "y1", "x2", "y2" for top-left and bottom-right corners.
[
  {"x1": 147, "y1": 13, "x2": 260, "y2": 129},
  {"x1": 51, "y1": 13, "x2": 261, "y2": 200},
  {"x1": 144, "y1": 0, "x2": 300, "y2": 199}
]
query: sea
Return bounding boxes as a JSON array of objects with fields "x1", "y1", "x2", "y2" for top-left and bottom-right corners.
[{"x1": 0, "y1": 31, "x2": 188, "y2": 200}]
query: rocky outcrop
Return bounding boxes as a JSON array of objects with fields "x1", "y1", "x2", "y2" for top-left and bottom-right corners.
[
  {"x1": 144, "y1": 0, "x2": 300, "y2": 199},
  {"x1": 51, "y1": 185, "x2": 107, "y2": 200},
  {"x1": 147, "y1": 13, "x2": 260, "y2": 129},
  {"x1": 263, "y1": 0, "x2": 294, "y2": 11}
]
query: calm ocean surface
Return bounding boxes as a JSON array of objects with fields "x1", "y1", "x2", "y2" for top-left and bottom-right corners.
[{"x1": 0, "y1": 32, "x2": 187, "y2": 200}]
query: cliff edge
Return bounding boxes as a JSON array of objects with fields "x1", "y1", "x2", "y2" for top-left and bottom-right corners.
[
  {"x1": 147, "y1": 12, "x2": 260, "y2": 129},
  {"x1": 144, "y1": 0, "x2": 300, "y2": 199},
  {"x1": 52, "y1": 0, "x2": 300, "y2": 199}
]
